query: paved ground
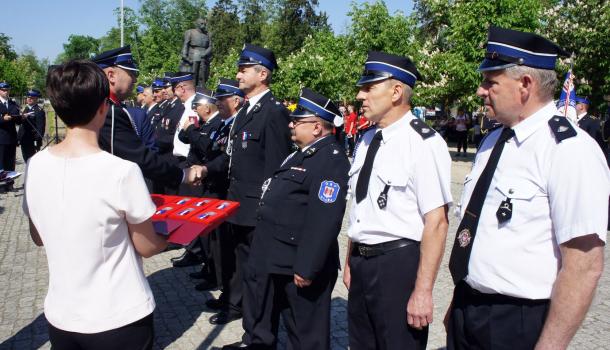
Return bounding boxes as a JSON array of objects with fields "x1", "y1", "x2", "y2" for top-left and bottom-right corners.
[{"x1": 0, "y1": 148, "x2": 608, "y2": 349}]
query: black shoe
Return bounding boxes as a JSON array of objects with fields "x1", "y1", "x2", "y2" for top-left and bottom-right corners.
[
  {"x1": 172, "y1": 251, "x2": 204, "y2": 267},
  {"x1": 220, "y1": 341, "x2": 249, "y2": 349},
  {"x1": 195, "y1": 279, "x2": 218, "y2": 291},
  {"x1": 205, "y1": 298, "x2": 225, "y2": 310},
  {"x1": 209, "y1": 311, "x2": 242, "y2": 325}
]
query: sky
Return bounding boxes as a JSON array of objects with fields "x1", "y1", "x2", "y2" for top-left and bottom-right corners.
[{"x1": 2, "y1": 0, "x2": 413, "y2": 61}]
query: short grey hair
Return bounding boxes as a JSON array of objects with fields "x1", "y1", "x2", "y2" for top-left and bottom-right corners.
[
  {"x1": 505, "y1": 65, "x2": 558, "y2": 101},
  {"x1": 253, "y1": 64, "x2": 272, "y2": 85},
  {"x1": 385, "y1": 79, "x2": 413, "y2": 105}
]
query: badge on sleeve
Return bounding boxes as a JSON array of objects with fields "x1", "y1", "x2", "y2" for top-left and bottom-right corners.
[{"x1": 318, "y1": 180, "x2": 340, "y2": 203}]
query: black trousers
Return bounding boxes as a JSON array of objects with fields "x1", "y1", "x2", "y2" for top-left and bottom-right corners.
[
  {"x1": 224, "y1": 224, "x2": 255, "y2": 315},
  {"x1": 211, "y1": 222, "x2": 236, "y2": 297},
  {"x1": 456, "y1": 130, "x2": 468, "y2": 153},
  {"x1": 447, "y1": 281, "x2": 550, "y2": 350},
  {"x1": 20, "y1": 140, "x2": 37, "y2": 163},
  {"x1": 348, "y1": 242, "x2": 428, "y2": 350},
  {"x1": 247, "y1": 271, "x2": 337, "y2": 350},
  {"x1": 48, "y1": 313, "x2": 154, "y2": 350},
  {"x1": 0, "y1": 143, "x2": 16, "y2": 171}
]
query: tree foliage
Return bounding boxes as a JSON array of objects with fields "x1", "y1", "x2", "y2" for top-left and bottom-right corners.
[
  {"x1": 56, "y1": 35, "x2": 100, "y2": 62},
  {"x1": 0, "y1": 34, "x2": 47, "y2": 96}
]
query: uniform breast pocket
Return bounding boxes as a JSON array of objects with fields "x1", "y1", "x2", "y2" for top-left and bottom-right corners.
[
  {"x1": 280, "y1": 170, "x2": 307, "y2": 184},
  {"x1": 495, "y1": 179, "x2": 543, "y2": 225},
  {"x1": 376, "y1": 171, "x2": 408, "y2": 191}
]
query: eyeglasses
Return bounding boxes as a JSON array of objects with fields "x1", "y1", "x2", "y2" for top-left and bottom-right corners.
[{"x1": 290, "y1": 119, "x2": 318, "y2": 127}]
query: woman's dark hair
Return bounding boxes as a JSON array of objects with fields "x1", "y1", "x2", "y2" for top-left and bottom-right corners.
[{"x1": 46, "y1": 60, "x2": 109, "y2": 127}]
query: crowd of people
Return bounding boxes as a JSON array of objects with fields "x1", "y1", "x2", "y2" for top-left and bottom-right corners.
[{"x1": 2, "y1": 24, "x2": 608, "y2": 350}]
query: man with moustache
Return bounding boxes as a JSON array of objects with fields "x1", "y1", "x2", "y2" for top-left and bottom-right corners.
[
  {"x1": 92, "y1": 46, "x2": 201, "y2": 188},
  {"x1": 344, "y1": 51, "x2": 452, "y2": 350},
  {"x1": 242, "y1": 88, "x2": 349, "y2": 350}
]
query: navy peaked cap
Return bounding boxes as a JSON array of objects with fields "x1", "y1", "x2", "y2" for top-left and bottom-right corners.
[
  {"x1": 152, "y1": 78, "x2": 166, "y2": 90},
  {"x1": 136, "y1": 85, "x2": 145, "y2": 94},
  {"x1": 291, "y1": 88, "x2": 340, "y2": 123},
  {"x1": 479, "y1": 26, "x2": 569, "y2": 72},
  {"x1": 357, "y1": 51, "x2": 422, "y2": 88},
  {"x1": 575, "y1": 96, "x2": 590, "y2": 105},
  {"x1": 171, "y1": 72, "x2": 194, "y2": 84},
  {"x1": 91, "y1": 45, "x2": 138, "y2": 72},
  {"x1": 26, "y1": 89, "x2": 42, "y2": 97},
  {"x1": 238, "y1": 44, "x2": 278, "y2": 71},
  {"x1": 0, "y1": 82, "x2": 11, "y2": 89},
  {"x1": 192, "y1": 88, "x2": 217, "y2": 106},
  {"x1": 215, "y1": 78, "x2": 245, "y2": 98}
]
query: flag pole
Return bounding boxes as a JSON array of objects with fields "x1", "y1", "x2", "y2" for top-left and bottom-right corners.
[{"x1": 120, "y1": 0, "x2": 124, "y2": 47}]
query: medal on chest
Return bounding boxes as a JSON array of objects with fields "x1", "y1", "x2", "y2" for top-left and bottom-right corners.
[{"x1": 241, "y1": 131, "x2": 248, "y2": 149}]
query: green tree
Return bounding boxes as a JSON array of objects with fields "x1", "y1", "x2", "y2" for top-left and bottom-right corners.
[
  {"x1": 138, "y1": 0, "x2": 208, "y2": 75},
  {"x1": 56, "y1": 35, "x2": 101, "y2": 62},
  {"x1": 240, "y1": 0, "x2": 267, "y2": 46},
  {"x1": 0, "y1": 33, "x2": 17, "y2": 61},
  {"x1": 264, "y1": 0, "x2": 330, "y2": 56},
  {"x1": 412, "y1": 0, "x2": 546, "y2": 110},
  {"x1": 99, "y1": 7, "x2": 140, "y2": 55},
  {"x1": 544, "y1": 0, "x2": 610, "y2": 113},
  {"x1": 208, "y1": 0, "x2": 243, "y2": 58}
]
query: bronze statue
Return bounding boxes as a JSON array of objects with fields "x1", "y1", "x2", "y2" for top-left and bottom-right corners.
[{"x1": 180, "y1": 18, "x2": 212, "y2": 88}]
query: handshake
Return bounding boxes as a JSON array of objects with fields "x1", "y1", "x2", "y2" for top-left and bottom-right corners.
[{"x1": 184, "y1": 165, "x2": 208, "y2": 186}]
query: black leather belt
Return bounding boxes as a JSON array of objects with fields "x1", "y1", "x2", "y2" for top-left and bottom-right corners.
[{"x1": 351, "y1": 238, "x2": 417, "y2": 258}]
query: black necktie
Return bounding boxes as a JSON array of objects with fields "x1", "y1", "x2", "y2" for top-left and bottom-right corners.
[
  {"x1": 355, "y1": 130, "x2": 383, "y2": 203},
  {"x1": 449, "y1": 127, "x2": 515, "y2": 284},
  {"x1": 231, "y1": 100, "x2": 250, "y2": 138}
]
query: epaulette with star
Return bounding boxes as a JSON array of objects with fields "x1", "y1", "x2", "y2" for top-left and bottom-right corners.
[
  {"x1": 410, "y1": 119, "x2": 436, "y2": 139},
  {"x1": 548, "y1": 116, "x2": 577, "y2": 143}
]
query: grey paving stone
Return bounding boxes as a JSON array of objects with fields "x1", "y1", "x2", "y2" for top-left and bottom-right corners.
[{"x1": 0, "y1": 150, "x2": 608, "y2": 349}]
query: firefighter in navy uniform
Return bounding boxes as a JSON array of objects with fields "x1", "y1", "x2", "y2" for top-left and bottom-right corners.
[
  {"x1": 210, "y1": 44, "x2": 293, "y2": 330},
  {"x1": 197, "y1": 79, "x2": 244, "y2": 308},
  {"x1": 18, "y1": 89, "x2": 46, "y2": 162},
  {"x1": 91, "y1": 46, "x2": 201, "y2": 190},
  {"x1": 179, "y1": 89, "x2": 222, "y2": 172},
  {"x1": 147, "y1": 79, "x2": 167, "y2": 131},
  {"x1": 240, "y1": 88, "x2": 350, "y2": 350},
  {"x1": 0, "y1": 81, "x2": 21, "y2": 191},
  {"x1": 575, "y1": 96, "x2": 605, "y2": 150}
]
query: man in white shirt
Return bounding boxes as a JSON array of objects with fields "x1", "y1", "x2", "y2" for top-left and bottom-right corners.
[
  {"x1": 446, "y1": 26, "x2": 609, "y2": 350},
  {"x1": 172, "y1": 72, "x2": 198, "y2": 160},
  {"x1": 344, "y1": 51, "x2": 452, "y2": 350}
]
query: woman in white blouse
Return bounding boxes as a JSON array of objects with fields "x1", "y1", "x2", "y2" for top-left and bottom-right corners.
[{"x1": 23, "y1": 60, "x2": 167, "y2": 349}]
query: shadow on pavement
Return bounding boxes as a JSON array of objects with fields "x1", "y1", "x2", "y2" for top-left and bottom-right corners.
[
  {"x1": 0, "y1": 266, "x2": 219, "y2": 350},
  {"x1": 0, "y1": 313, "x2": 48, "y2": 350}
]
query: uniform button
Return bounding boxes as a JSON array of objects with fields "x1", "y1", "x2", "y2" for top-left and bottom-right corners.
[
  {"x1": 508, "y1": 188, "x2": 514, "y2": 195},
  {"x1": 260, "y1": 201, "x2": 265, "y2": 206},
  {"x1": 357, "y1": 219, "x2": 360, "y2": 223},
  {"x1": 256, "y1": 215, "x2": 261, "y2": 221},
  {"x1": 273, "y1": 175, "x2": 278, "y2": 179}
]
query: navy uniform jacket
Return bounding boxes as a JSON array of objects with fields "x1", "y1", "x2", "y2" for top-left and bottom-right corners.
[
  {"x1": 203, "y1": 117, "x2": 234, "y2": 198},
  {"x1": 250, "y1": 136, "x2": 350, "y2": 280},
  {"x1": 0, "y1": 99, "x2": 21, "y2": 145},
  {"x1": 147, "y1": 103, "x2": 164, "y2": 130},
  {"x1": 226, "y1": 91, "x2": 292, "y2": 227},
  {"x1": 178, "y1": 114, "x2": 222, "y2": 166},
  {"x1": 155, "y1": 98, "x2": 185, "y2": 154},
  {"x1": 99, "y1": 101, "x2": 183, "y2": 187},
  {"x1": 18, "y1": 104, "x2": 45, "y2": 144},
  {"x1": 126, "y1": 107, "x2": 157, "y2": 152},
  {"x1": 578, "y1": 114, "x2": 604, "y2": 149}
]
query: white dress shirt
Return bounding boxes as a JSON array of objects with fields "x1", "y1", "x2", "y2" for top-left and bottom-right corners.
[
  {"x1": 348, "y1": 111, "x2": 453, "y2": 244},
  {"x1": 461, "y1": 101, "x2": 610, "y2": 299},
  {"x1": 173, "y1": 94, "x2": 196, "y2": 157}
]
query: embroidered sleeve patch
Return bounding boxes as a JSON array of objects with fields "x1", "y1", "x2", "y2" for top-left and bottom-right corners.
[{"x1": 318, "y1": 180, "x2": 340, "y2": 203}]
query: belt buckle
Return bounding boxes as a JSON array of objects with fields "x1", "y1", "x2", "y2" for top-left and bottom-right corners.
[{"x1": 358, "y1": 245, "x2": 368, "y2": 257}]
